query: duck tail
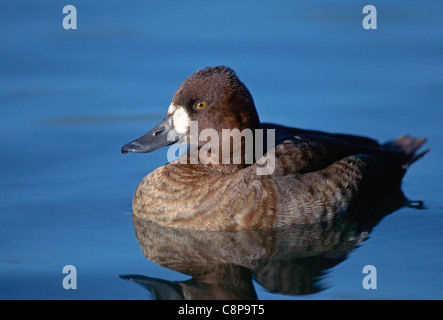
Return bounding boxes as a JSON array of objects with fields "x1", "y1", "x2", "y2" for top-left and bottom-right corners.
[{"x1": 384, "y1": 135, "x2": 430, "y2": 169}]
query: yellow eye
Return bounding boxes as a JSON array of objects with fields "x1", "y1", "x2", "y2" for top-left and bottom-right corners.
[{"x1": 196, "y1": 101, "x2": 207, "y2": 109}]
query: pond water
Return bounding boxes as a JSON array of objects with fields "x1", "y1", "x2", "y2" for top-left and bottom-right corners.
[{"x1": 1, "y1": 0, "x2": 442, "y2": 299}]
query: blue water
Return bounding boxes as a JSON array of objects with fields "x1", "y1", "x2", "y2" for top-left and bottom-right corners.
[{"x1": 1, "y1": 0, "x2": 442, "y2": 299}]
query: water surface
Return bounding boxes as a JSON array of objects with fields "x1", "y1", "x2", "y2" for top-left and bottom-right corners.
[{"x1": 1, "y1": 0, "x2": 442, "y2": 299}]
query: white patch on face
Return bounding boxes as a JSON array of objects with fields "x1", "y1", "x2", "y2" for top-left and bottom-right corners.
[
  {"x1": 166, "y1": 103, "x2": 177, "y2": 117},
  {"x1": 172, "y1": 106, "x2": 190, "y2": 134}
]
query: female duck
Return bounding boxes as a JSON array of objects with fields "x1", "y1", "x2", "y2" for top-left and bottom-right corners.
[{"x1": 122, "y1": 66, "x2": 427, "y2": 231}]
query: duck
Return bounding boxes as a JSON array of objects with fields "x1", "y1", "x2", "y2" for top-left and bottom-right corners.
[{"x1": 121, "y1": 66, "x2": 428, "y2": 231}]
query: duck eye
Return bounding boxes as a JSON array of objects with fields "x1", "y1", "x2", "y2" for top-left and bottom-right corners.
[{"x1": 196, "y1": 101, "x2": 207, "y2": 110}]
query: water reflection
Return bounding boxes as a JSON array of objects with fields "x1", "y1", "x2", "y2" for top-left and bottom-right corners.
[{"x1": 121, "y1": 189, "x2": 421, "y2": 299}]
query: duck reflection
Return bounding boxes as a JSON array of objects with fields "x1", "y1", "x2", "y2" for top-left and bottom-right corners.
[{"x1": 121, "y1": 189, "x2": 422, "y2": 299}]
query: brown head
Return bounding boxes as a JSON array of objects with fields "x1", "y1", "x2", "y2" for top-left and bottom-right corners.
[{"x1": 121, "y1": 66, "x2": 260, "y2": 155}]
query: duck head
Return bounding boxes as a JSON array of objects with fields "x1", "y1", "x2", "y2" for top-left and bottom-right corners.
[{"x1": 121, "y1": 66, "x2": 260, "y2": 154}]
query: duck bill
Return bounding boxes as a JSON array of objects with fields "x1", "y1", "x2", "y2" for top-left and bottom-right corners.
[{"x1": 121, "y1": 116, "x2": 182, "y2": 154}]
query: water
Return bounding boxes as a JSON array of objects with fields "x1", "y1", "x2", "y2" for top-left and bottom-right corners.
[{"x1": 1, "y1": 0, "x2": 442, "y2": 299}]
